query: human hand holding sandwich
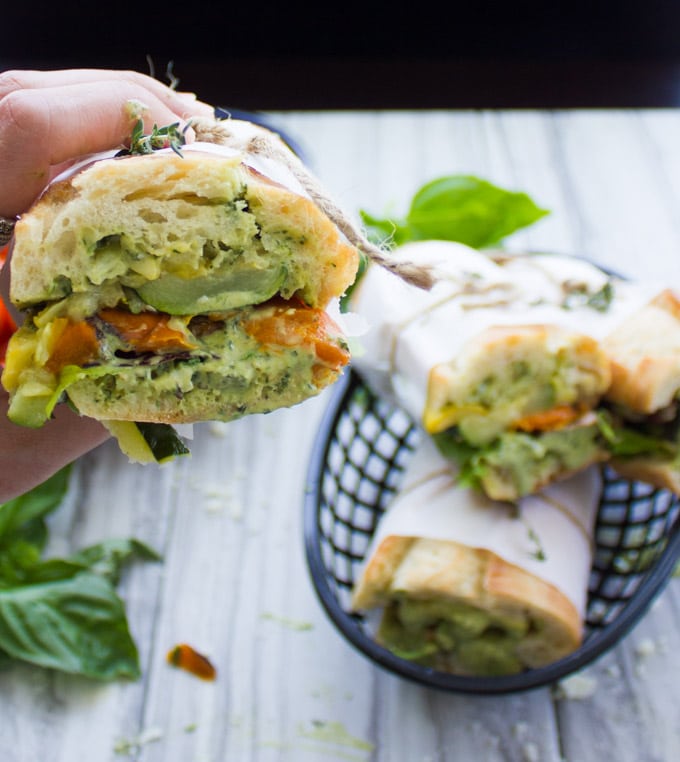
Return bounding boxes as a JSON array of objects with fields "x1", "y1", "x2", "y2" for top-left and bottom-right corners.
[{"x1": 0, "y1": 68, "x2": 214, "y2": 502}]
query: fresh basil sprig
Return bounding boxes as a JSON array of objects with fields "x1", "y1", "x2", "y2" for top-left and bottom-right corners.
[
  {"x1": 341, "y1": 175, "x2": 548, "y2": 309},
  {"x1": 360, "y1": 175, "x2": 549, "y2": 249},
  {"x1": 0, "y1": 468, "x2": 160, "y2": 680},
  {"x1": 117, "y1": 119, "x2": 186, "y2": 157}
]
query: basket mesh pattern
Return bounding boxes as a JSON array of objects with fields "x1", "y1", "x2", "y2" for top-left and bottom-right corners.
[{"x1": 306, "y1": 372, "x2": 680, "y2": 692}]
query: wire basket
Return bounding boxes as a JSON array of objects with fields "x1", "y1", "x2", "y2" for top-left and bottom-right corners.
[{"x1": 304, "y1": 370, "x2": 680, "y2": 694}]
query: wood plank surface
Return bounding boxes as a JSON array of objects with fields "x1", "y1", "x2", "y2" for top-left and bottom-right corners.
[{"x1": 0, "y1": 110, "x2": 678, "y2": 762}]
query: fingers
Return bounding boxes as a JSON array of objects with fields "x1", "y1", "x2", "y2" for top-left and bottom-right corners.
[
  {"x1": 0, "y1": 68, "x2": 213, "y2": 121},
  {"x1": 0, "y1": 70, "x2": 215, "y2": 218},
  {"x1": 0, "y1": 389, "x2": 110, "y2": 504}
]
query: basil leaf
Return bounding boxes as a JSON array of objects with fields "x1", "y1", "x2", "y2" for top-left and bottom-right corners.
[
  {"x1": 0, "y1": 469, "x2": 161, "y2": 680},
  {"x1": 0, "y1": 540, "x2": 43, "y2": 586},
  {"x1": 0, "y1": 467, "x2": 71, "y2": 544},
  {"x1": 10, "y1": 518, "x2": 49, "y2": 553},
  {"x1": 70, "y1": 538, "x2": 161, "y2": 586},
  {"x1": 431, "y1": 430, "x2": 486, "y2": 489},
  {"x1": 361, "y1": 175, "x2": 549, "y2": 249},
  {"x1": 0, "y1": 649, "x2": 13, "y2": 671},
  {"x1": 0, "y1": 572, "x2": 140, "y2": 680}
]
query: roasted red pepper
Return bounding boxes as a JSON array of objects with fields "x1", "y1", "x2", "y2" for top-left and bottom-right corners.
[
  {"x1": 167, "y1": 643, "x2": 217, "y2": 680},
  {"x1": 0, "y1": 245, "x2": 17, "y2": 367}
]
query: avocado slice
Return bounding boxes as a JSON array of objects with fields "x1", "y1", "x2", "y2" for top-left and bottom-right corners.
[{"x1": 137, "y1": 266, "x2": 287, "y2": 315}]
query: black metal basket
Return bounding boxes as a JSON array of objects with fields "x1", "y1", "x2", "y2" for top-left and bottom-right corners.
[{"x1": 304, "y1": 370, "x2": 680, "y2": 694}]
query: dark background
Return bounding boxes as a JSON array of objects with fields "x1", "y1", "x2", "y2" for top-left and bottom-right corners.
[{"x1": 2, "y1": 1, "x2": 680, "y2": 109}]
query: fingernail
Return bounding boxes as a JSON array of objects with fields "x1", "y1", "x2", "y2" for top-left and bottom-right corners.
[
  {"x1": 175, "y1": 91, "x2": 198, "y2": 104},
  {"x1": 174, "y1": 92, "x2": 214, "y2": 116}
]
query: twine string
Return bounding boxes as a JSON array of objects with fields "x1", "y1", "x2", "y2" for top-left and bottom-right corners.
[{"x1": 189, "y1": 117, "x2": 436, "y2": 291}]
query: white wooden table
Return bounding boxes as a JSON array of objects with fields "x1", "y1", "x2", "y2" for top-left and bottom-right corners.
[{"x1": 1, "y1": 110, "x2": 679, "y2": 762}]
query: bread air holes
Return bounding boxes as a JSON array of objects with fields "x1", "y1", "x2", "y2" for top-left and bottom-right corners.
[
  {"x1": 94, "y1": 234, "x2": 122, "y2": 254},
  {"x1": 139, "y1": 209, "x2": 168, "y2": 224},
  {"x1": 176, "y1": 207, "x2": 198, "y2": 220}
]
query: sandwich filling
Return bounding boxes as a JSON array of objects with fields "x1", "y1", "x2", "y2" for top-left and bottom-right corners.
[
  {"x1": 377, "y1": 589, "x2": 555, "y2": 677},
  {"x1": 3, "y1": 296, "x2": 349, "y2": 427}
]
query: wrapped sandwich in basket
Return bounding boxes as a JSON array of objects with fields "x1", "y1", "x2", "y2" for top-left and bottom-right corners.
[
  {"x1": 351, "y1": 436, "x2": 601, "y2": 676},
  {"x1": 1, "y1": 118, "x2": 360, "y2": 460},
  {"x1": 350, "y1": 240, "x2": 679, "y2": 498}
]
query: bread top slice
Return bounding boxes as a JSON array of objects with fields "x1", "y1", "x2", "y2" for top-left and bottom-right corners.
[
  {"x1": 424, "y1": 322, "x2": 611, "y2": 443},
  {"x1": 10, "y1": 141, "x2": 359, "y2": 313}
]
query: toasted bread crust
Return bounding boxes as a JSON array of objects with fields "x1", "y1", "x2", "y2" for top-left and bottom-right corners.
[
  {"x1": 603, "y1": 289, "x2": 680, "y2": 413},
  {"x1": 352, "y1": 536, "x2": 582, "y2": 670}
]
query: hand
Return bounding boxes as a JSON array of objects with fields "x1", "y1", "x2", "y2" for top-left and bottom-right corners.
[
  {"x1": 0, "y1": 68, "x2": 214, "y2": 218},
  {"x1": 0, "y1": 68, "x2": 214, "y2": 502}
]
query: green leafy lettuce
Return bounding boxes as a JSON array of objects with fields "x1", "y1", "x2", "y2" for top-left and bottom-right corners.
[
  {"x1": 0, "y1": 468, "x2": 160, "y2": 680},
  {"x1": 596, "y1": 410, "x2": 678, "y2": 458}
]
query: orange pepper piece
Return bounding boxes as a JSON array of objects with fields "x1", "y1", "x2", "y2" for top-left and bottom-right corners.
[
  {"x1": 45, "y1": 320, "x2": 99, "y2": 373},
  {"x1": 167, "y1": 643, "x2": 217, "y2": 680},
  {"x1": 98, "y1": 309, "x2": 196, "y2": 353},
  {"x1": 244, "y1": 301, "x2": 349, "y2": 372},
  {"x1": 0, "y1": 245, "x2": 16, "y2": 367},
  {"x1": 513, "y1": 405, "x2": 581, "y2": 432}
]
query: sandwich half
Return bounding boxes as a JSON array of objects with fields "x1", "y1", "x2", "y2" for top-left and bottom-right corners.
[
  {"x1": 351, "y1": 437, "x2": 601, "y2": 676},
  {"x1": 352, "y1": 240, "x2": 680, "y2": 498},
  {"x1": 350, "y1": 241, "x2": 619, "y2": 499},
  {"x1": 1, "y1": 119, "x2": 359, "y2": 456}
]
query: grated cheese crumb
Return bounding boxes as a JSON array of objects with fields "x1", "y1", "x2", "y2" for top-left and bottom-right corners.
[
  {"x1": 113, "y1": 726, "x2": 164, "y2": 755},
  {"x1": 556, "y1": 673, "x2": 598, "y2": 700},
  {"x1": 635, "y1": 638, "x2": 657, "y2": 659},
  {"x1": 208, "y1": 421, "x2": 230, "y2": 438}
]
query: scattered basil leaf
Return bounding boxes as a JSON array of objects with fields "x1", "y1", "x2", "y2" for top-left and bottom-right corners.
[
  {"x1": 360, "y1": 175, "x2": 549, "y2": 249},
  {"x1": 0, "y1": 573, "x2": 140, "y2": 680},
  {"x1": 70, "y1": 538, "x2": 161, "y2": 586},
  {"x1": 0, "y1": 467, "x2": 71, "y2": 543},
  {"x1": 0, "y1": 468, "x2": 161, "y2": 680}
]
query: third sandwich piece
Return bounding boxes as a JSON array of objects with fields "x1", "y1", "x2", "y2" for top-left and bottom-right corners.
[
  {"x1": 351, "y1": 436, "x2": 601, "y2": 676},
  {"x1": 350, "y1": 240, "x2": 678, "y2": 499}
]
